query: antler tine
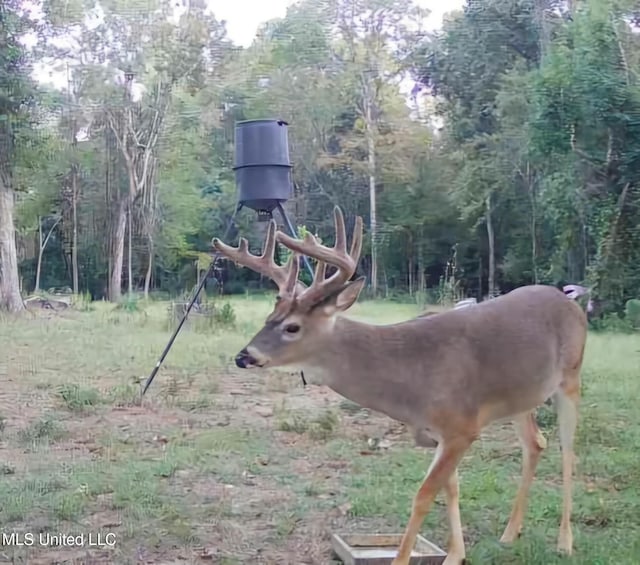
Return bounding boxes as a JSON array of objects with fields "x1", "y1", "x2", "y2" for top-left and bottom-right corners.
[
  {"x1": 261, "y1": 219, "x2": 277, "y2": 261},
  {"x1": 349, "y1": 215, "x2": 364, "y2": 264},
  {"x1": 333, "y1": 205, "x2": 348, "y2": 254},
  {"x1": 284, "y1": 251, "x2": 301, "y2": 292},
  {"x1": 275, "y1": 206, "x2": 364, "y2": 306},
  {"x1": 212, "y1": 219, "x2": 298, "y2": 296},
  {"x1": 276, "y1": 207, "x2": 357, "y2": 276},
  {"x1": 315, "y1": 260, "x2": 327, "y2": 281}
]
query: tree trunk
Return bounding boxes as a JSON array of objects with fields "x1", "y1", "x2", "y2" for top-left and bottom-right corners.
[
  {"x1": 534, "y1": 0, "x2": 551, "y2": 59},
  {"x1": 527, "y1": 164, "x2": 538, "y2": 284},
  {"x1": 109, "y1": 198, "x2": 127, "y2": 302},
  {"x1": 486, "y1": 194, "x2": 496, "y2": 298},
  {"x1": 68, "y1": 75, "x2": 80, "y2": 295},
  {"x1": 417, "y1": 229, "x2": 425, "y2": 296},
  {"x1": 106, "y1": 129, "x2": 112, "y2": 299},
  {"x1": 0, "y1": 183, "x2": 24, "y2": 312},
  {"x1": 35, "y1": 217, "x2": 43, "y2": 293},
  {"x1": 71, "y1": 167, "x2": 79, "y2": 294},
  {"x1": 144, "y1": 237, "x2": 153, "y2": 299},
  {"x1": 127, "y1": 202, "x2": 133, "y2": 296},
  {"x1": 407, "y1": 232, "x2": 413, "y2": 296},
  {"x1": 365, "y1": 97, "x2": 377, "y2": 296}
]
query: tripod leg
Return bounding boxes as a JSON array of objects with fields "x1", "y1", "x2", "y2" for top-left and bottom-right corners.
[
  {"x1": 207, "y1": 203, "x2": 244, "y2": 295},
  {"x1": 141, "y1": 203, "x2": 243, "y2": 396}
]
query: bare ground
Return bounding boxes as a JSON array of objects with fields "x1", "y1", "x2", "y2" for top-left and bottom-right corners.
[{"x1": 0, "y1": 352, "x2": 422, "y2": 564}]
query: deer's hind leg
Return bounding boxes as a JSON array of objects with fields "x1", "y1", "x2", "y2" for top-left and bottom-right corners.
[
  {"x1": 500, "y1": 411, "x2": 547, "y2": 543},
  {"x1": 555, "y1": 370, "x2": 580, "y2": 555}
]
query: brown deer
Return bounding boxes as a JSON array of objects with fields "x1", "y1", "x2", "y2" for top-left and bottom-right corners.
[{"x1": 212, "y1": 206, "x2": 587, "y2": 565}]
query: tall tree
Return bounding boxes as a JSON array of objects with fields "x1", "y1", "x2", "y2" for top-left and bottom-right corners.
[
  {"x1": 412, "y1": 0, "x2": 554, "y2": 295},
  {"x1": 4, "y1": 0, "x2": 638, "y2": 313},
  {"x1": 0, "y1": 1, "x2": 38, "y2": 312},
  {"x1": 331, "y1": 0, "x2": 429, "y2": 294}
]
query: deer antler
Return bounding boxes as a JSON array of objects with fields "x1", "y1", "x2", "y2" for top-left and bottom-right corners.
[
  {"x1": 275, "y1": 206, "x2": 363, "y2": 307},
  {"x1": 212, "y1": 219, "x2": 300, "y2": 297}
]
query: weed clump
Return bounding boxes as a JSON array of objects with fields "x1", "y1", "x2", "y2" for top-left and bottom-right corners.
[
  {"x1": 625, "y1": 298, "x2": 640, "y2": 329},
  {"x1": 276, "y1": 407, "x2": 339, "y2": 441},
  {"x1": 18, "y1": 417, "x2": 67, "y2": 445},
  {"x1": 56, "y1": 383, "x2": 103, "y2": 412}
]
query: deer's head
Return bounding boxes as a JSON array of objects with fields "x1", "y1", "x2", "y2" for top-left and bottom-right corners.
[{"x1": 212, "y1": 206, "x2": 365, "y2": 369}]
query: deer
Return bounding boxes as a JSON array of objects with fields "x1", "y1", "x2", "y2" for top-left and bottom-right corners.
[{"x1": 212, "y1": 206, "x2": 588, "y2": 565}]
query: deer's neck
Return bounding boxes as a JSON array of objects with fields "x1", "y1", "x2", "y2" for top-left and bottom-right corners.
[{"x1": 303, "y1": 316, "x2": 429, "y2": 426}]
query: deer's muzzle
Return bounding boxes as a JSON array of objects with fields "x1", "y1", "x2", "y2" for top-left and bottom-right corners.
[{"x1": 235, "y1": 348, "x2": 258, "y2": 369}]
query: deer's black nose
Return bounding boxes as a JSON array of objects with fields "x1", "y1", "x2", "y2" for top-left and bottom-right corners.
[{"x1": 235, "y1": 349, "x2": 256, "y2": 369}]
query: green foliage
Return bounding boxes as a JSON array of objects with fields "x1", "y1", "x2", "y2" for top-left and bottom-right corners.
[
  {"x1": 55, "y1": 384, "x2": 103, "y2": 412},
  {"x1": 279, "y1": 225, "x2": 315, "y2": 287},
  {"x1": 437, "y1": 244, "x2": 464, "y2": 306},
  {"x1": 17, "y1": 417, "x2": 67, "y2": 445},
  {"x1": 625, "y1": 298, "x2": 640, "y2": 329},
  {"x1": 409, "y1": 0, "x2": 640, "y2": 305},
  {"x1": 114, "y1": 294, "x2": 143, "y2": 313},
  {"x1": 590, "y1": 312, "x2": 634, "y2": 333},
  {"x1": 3, "y1": 0, "x2": 640, "y2": 317},
  {"x1": 72, "y1": 291, "x2": 95, "y2": 312},
  {"x1": 275, "y1": 406, "x2": 339, "y2": 441},
  {"x1": 166, "y1": 298, "x2": 237, "y2": 334},
  {"x1": 213, "y1": 302, "x2": 236, "y2": 328},
  {"x1": 0, "y1": 2, "x2": 38, "y2": 166}
]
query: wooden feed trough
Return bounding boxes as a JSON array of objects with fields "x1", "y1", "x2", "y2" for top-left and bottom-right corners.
[{"x1": 331, "y1": 533, "x2": 447, "y2": 565}]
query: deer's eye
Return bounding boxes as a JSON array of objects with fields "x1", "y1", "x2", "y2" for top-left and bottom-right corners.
[{"x1": 284, "y1": 323, "x2": 301, "y2": 334}]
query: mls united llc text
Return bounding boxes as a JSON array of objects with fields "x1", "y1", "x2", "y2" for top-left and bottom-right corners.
[{"x1": 1, "y1": 532, "x2": 117, "y2": 548}]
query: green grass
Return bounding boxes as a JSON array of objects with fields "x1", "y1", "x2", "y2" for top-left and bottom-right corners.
[{"x1": 0, "y1": 293, "x2": 638, "y2": 563}]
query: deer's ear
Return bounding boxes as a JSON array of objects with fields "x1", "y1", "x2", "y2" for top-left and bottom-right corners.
[{"x1": 322, "y1": 276, "x2": 366, "y2": 314}]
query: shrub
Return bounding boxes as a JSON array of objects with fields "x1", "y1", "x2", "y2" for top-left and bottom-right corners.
[{"x1": 624, "y1": 298, "x2": 640, "y2": 329}]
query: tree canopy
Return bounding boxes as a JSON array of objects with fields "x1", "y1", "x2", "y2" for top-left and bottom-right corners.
[{"x1": 1, "y1": 0, "x2": 639, "y2": 316}]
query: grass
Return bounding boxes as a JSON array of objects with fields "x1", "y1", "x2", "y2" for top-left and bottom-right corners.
[{"x1": 0, "y1": 292, "x2": 638, "y2": 563}]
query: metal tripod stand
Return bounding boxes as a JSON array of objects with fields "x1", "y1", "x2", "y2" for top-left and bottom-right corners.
[{"x1": 141, "y1": 202, "x2": 312, "y2": 396}]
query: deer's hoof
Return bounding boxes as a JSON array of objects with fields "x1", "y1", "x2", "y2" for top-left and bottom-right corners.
[
  {"x1": 557, "y1": 528, "x2": 573, "y2": 555},
  {"x1": 499, "y1": 527, "x2": 522, "y2": 544}
]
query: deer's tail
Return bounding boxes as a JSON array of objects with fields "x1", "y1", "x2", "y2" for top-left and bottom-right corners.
[{"x1": 563, "y1": 284, "x2": 593, "y2": 313}]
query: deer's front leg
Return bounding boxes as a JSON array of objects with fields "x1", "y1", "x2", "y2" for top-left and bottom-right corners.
[
  {"x1": 392, "y1": 438, "x2": 471, "y2": 565},
  {"x1": 442, "y1": 468, "x2": 465, "y2": 563}
]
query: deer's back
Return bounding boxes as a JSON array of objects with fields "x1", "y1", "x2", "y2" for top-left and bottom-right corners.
[
  {"x1": 320, "y1": 285, "x2": 586, "y2": 434},
  {"x1": 415, "y1": 285, "x2": 587, "y2": 422}
]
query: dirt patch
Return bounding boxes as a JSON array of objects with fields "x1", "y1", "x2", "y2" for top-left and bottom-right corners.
[{"x1": 0, "y1": 347, "x2": 419, "y2": 565}]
